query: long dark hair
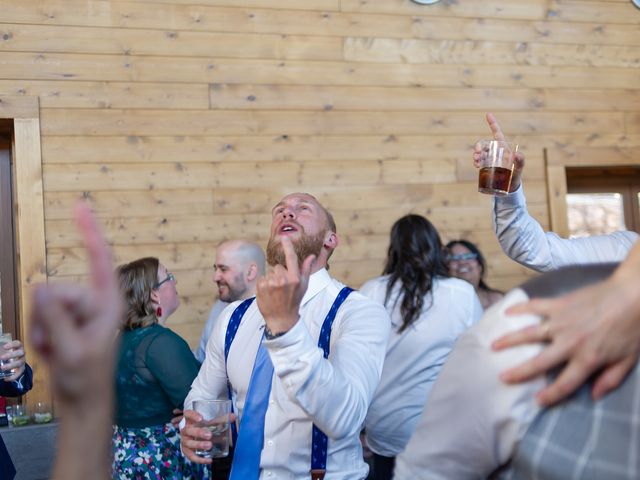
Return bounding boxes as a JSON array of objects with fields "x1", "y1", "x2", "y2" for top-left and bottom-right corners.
[
  {"x1": 383, "y1": 215, "x2": 449, "y2": 332},
  {"x1": 445, "y1": 239, "x2": 497, "y2": 293}
]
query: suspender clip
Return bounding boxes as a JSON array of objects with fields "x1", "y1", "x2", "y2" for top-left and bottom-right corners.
[{"x1": 311, "y1": 468, "x2": 326, "y2": 480}]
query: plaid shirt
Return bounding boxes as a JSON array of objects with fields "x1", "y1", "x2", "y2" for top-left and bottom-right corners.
[{"x1": 494, "y1": 361, "x2": 640, "y2": 479}]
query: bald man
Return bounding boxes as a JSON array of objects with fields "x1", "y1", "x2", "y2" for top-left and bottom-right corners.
[{"x1": 195, "y1": 240, "x2": 265, "y2": 362}]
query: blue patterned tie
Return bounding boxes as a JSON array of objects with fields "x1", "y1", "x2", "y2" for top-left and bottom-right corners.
[{"x1": 229, "y1": 335, "x2": 273, "y2": 480}]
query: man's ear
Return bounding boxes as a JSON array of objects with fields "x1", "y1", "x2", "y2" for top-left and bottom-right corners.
[
  {"x1": 324, "y1": 231, "x2": 338, "y2": 250},
  {"x1": 246, "y1": 263, "x2": 258, "y2": 282}
]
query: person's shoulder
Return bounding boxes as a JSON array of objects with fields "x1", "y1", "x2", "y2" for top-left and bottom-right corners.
[
  {"x1": 147, "y1": 324, "x2": 188, "y2": 347},
  {"x1": 360, "y1": 275, "x2": 387, "y2": 289},
  {"x1": 358, "y1": 275, "x2": 389, "y2": 299},
  {"x1": 222, "y1": 298, "x2": 256, "y2": 318},
  {"x1": 437, "y1": 276, "x2": 477, "y2": 297},
  {"x1": 328, "y1": 276, "x2": 388, "y2": 312},
  {"x1": 326, "y1": 279, "x2": 391, "y2": 335},
  {"x1": 464, "y1": 288, "x2": 532, "y2": 343},
  {"x1": 209, "y1": 299, "x2": 230, "y2": 316}
]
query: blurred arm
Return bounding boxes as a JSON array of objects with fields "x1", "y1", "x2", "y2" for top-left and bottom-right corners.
[{"x1": 493, "y1": 186, "x2": 638, "y2": 272}]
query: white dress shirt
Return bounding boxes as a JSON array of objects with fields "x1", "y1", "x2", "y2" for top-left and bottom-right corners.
[
  {"x1": 494, "y1": 186, "x2": 638, "y2": 272},
  {"x1": 195, "y1": 299, "x2": 229, "y2": 363},
  {"x1": 360, "y1": 275, "x2": 483, "y2": 457},
  {"x1": 185, "y1": 268, "x2": 391, "y2": 480},
  {"x1": 394, "y1": 289, "x2": 545, "y2": 480}
]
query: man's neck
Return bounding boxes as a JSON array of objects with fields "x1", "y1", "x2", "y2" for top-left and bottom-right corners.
[{"x1": 241, "y1": 290, "x2": 257, "y2": 301}]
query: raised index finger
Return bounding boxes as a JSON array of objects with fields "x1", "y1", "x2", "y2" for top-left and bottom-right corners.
[
  {"x1": 74, "y1": 202, "x2": 115, "y2": 292},
  {"x1": 280, "y1": 235, "x2": 300, "y2": 276},
  {"x1": 485, "y1": 112, "x2": 506, "y2": 142}
]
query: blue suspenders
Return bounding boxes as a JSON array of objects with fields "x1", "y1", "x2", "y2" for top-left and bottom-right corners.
[
  {"x1": 224, "y1": 286, "x2": 354, "y2": 479},
  {"x1": 311, "y1": 286, "x2": 354, "y2": 480},
  {"x1": 224, "y1": 296, "x2": 255, "y2": 443}
]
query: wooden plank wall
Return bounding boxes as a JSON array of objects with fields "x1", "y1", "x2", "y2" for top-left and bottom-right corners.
[{"x1": 1, "y1": 0, "x2": 639, "y2": 348}]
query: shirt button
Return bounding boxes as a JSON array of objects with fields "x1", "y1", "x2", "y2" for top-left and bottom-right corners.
[
  {"x1": 267, "y1": 439, "x2": 274, "y2": 446},
  {"x1": 270, "y1": 399, "x2": 275, "y2": 405},
  {"x1": 266, "y1": 472, "x2": 273, "y2": 477}
]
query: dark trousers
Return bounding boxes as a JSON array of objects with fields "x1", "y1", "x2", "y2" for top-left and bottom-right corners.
[
  {"x1": 211, "y1": 445, "x2": 234, "y2": 480},
  {"x1": 368, "y1": 452, "x2": 396, "y2": 480}
]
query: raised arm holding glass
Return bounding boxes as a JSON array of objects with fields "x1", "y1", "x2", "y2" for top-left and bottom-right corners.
[
  {"x1": 474, "y1": 113, "x2": 638, "y2": 272},
  {"x1": 475, "y1": 113, "x2": 640, "y2": 406}
]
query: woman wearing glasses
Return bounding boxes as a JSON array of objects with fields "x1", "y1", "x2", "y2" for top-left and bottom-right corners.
[
  {"x1": 446, "y1": 239, "x2": 504, "y2": 309},
  {"x1": 112, "y1": 257, "x2": 207, "y2": 479}
]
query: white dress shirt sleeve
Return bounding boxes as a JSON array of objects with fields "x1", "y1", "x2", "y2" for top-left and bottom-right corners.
[
  {"x1": 265, "y1": 295, "x2": 391, "y2": 439},
  {"x1": 184, "y1": 303, "x2": 237, "y2": 413},
  {"x1": 394, "y1": 289, "x2": 545, "y2": 480},
  {"x1": 493, "y1": 186, "x2": 638, "y2": 272}
]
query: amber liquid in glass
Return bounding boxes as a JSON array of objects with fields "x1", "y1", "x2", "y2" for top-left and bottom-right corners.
[{"x1": 478, "y1": 166, "x2": 513, "y2": 195}]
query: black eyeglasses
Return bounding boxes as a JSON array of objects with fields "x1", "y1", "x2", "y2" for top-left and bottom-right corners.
[{"x1": 154, "y1": 272, "x2": 175, "y2": 289}]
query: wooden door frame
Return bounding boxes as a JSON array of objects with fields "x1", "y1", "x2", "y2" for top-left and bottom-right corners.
[
  {"x1": 0, "y1": 96, "x2": 48, "y2": 407},
  {"x1": 545, "y1": 146, "x2": 640, "y2": 238}
]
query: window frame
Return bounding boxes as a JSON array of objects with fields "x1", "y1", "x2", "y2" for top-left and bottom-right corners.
[
  {"x1": 0, "y1": 142, "x2": 19, "y2": 339},
  {"x1": 0, "y1": 96, "x2": 47, "y2": 407},
  {"x1": 565, "y1": 166, "x2": 640, "y2": 233},
  {"x1": 545, "y1": 147, "x2": 640, "y2": 237}
]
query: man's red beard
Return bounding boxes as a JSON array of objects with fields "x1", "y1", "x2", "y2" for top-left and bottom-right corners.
[{"x1": 266, "y1": 228, "x2": 326, "y2": 267}]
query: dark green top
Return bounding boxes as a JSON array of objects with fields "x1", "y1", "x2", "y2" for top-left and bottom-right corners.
[{"x1": 115, "y1": 323, "x2": 201, "y2": 428}]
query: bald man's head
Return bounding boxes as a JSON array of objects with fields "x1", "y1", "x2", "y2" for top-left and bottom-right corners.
[
  {"x1": 267, "y1": 192, "x2": 339, "y2": 270},
  {"x1": 213, "y1": 239, "x2": 265, "y2": 302}
]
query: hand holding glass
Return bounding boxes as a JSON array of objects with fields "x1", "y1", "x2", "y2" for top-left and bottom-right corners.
[
  {"x1": 193, "y1": 399, "x2": 232, "y2": 459},
  {"x1": 0, "y1": 333, "x2": 16, "y2": 378},
  {"x1": 476, "y1": 140, "x2": 518, "y2": 195}
]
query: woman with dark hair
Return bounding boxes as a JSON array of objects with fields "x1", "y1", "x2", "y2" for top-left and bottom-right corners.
[
  {"x1": 361, "y1": 215, "x2": 482, "y2": 480},
  {"x1": 446, "y1": 239, "x2": 504, "y2": 309},
  {"x1": 112, "y1": 257, "x2": 207, "y2": 480}
]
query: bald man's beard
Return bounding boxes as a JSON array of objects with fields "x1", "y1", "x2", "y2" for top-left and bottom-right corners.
[{"x1": 266, "y1": 230, "x2": 326, "y2": 268}]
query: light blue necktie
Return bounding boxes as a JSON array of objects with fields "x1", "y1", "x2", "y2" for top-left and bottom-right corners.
[{"x1": 229, "y1": 335, "x2": 273, "y2": 480}]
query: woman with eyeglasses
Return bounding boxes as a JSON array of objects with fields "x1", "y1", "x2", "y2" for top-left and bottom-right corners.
[
  {"x1": 446, "y1": 239, "x2": 504, "y2": 310},
  {"x1": 112, "y1": 257, "x2": 207, "y2": 479}
]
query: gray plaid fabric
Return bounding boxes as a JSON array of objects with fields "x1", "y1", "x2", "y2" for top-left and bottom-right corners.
[{"x1": 494, "y1": 362, "x2": 640, "y2": 480}]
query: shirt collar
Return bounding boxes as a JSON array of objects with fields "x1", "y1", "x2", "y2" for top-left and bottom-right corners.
[{"x1": 300, "y1": 268, "x2": 332, "y2": 307}]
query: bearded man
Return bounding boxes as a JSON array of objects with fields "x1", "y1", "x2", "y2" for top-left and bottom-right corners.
[
  {"x1": 195, "y1": 240, "x2": 265, "y2": 363},
  {"x1": 181, "y1": 192, "x2": 391, "y2": 480}
]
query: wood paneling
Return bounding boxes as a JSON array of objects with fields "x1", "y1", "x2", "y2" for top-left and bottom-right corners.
[
  {"x1": 343, "y1": 37, "x2": 640, "y2": 68},
  {"x1": 40, "y1": 109, "x2": 628, "y2": 136},
  {"x1": 3, "y1": 1, "x2": 638, "y2": 45},
  {"x1": 0, "y1": 24, "x2": 343, "y2": 61},
  {"x1": 0, "y1": 0, "x2": 637, "y2": 365},
  {"x1": 0, "y1": 80, "x2": 209, "y2": 109},
  {"x1": 2, "y1": 53, "x2": 640, "y2": 89},
  {"x1": 339, "y1": 0, "x2": 549, "y2": 19},
  {"x1": 209, "y1": 85, "x2": 640, "y2": 112}
]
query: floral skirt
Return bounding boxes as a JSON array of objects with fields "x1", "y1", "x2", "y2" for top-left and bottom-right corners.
[{"x1": 112, "y1": 422, "x2": 210, "y2": 480}]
